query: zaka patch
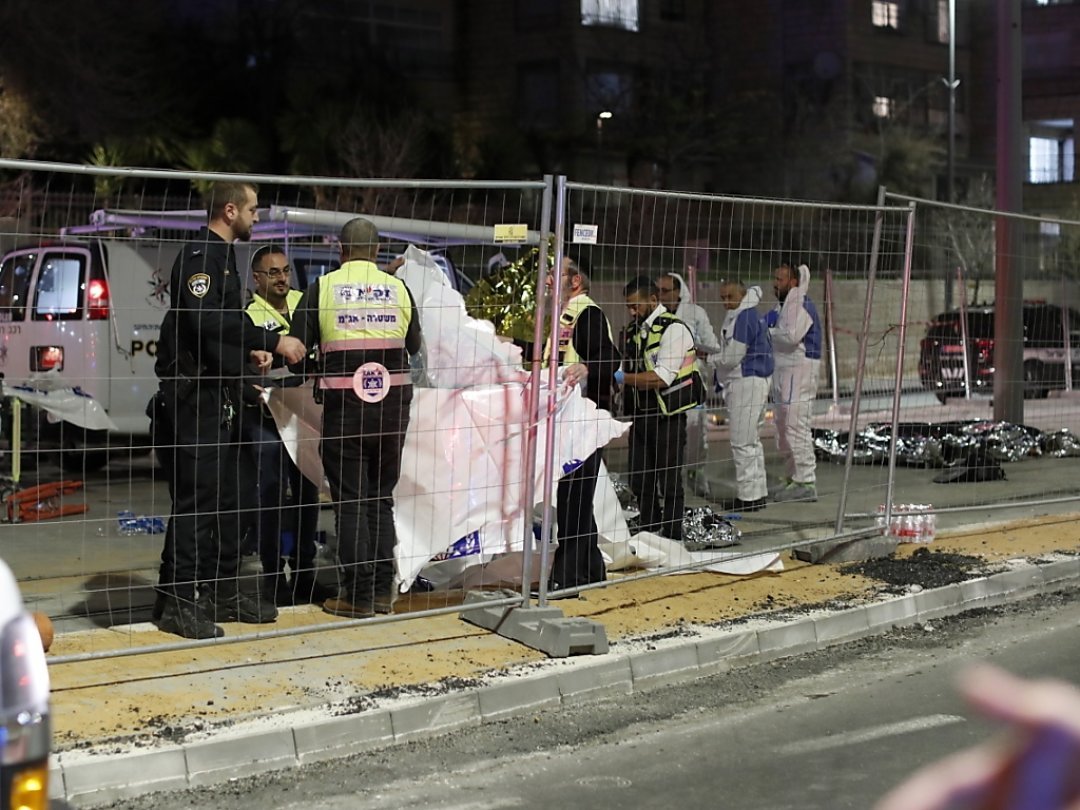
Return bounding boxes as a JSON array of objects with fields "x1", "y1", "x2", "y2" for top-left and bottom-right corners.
[
  {"x1": 187, "y1": 273, "x2": 211, "y2": 298},
  {"x1": 353, "y1": 361, "x2": 391, "y2": 403}
]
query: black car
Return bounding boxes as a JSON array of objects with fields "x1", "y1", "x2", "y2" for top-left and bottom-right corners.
[{"x1": 918, "y1": 302, "x2": 1080, "y2": 402}]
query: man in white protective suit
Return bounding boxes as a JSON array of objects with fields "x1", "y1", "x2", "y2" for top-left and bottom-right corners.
[
  {"x1": 766, "y1": 262, "x2": 823, "y2": 503},
  {"x1": 656, "y1": 271, "x2": 720, "y2": 498},
  {"x1": 712, "y1": 281, "x2": 774, "y2": 512}
]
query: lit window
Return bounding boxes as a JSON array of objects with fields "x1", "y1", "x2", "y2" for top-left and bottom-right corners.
[
  {"x1": 873, "y1": 96, "x2": 894, "y2": 118},
  {"x1": 581, "y1": 0, "x2": 640, "y2": 32},
  {"x1": 1028, "y1": 119, "x2": 1075, "y2": 183},
  {"x1": 872, "y1": 1, "x2": 900, "y2": 28},
  {"x1": 937, "y1": 0, "x2": 950, "y2": 43}
]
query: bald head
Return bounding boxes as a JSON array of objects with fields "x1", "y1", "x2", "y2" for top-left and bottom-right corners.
[
  {"x1": 339, "y1": 217, "x2": 380, "y2": 262},
  {"x1": 719, "y1": 281, "x2": 746, "y2": 310}
]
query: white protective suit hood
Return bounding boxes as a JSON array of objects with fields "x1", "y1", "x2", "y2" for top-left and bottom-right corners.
[
  {"x1": 668, "y1": 272, "x2": 692, "y2": 304},
  {"x1": 721, "y1": 285, "x2": 763, "y2": 338}
]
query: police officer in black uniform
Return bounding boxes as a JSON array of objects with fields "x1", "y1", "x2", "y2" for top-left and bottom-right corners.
[{"x1": 152, "y1": 181, "x2": 307, "y2": 640}]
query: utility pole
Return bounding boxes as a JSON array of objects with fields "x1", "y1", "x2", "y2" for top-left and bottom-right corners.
[
  {"x1": 994, "y1": 0, "x2": 1024, "y2": 423},
  {"x1": 944, "y1": 0, "x2": 959, "y2": 312}
]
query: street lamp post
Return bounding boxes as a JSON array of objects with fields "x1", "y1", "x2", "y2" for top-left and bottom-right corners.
[{"x1": 596, "y1": 110, "x2": 613, "y2": 148}]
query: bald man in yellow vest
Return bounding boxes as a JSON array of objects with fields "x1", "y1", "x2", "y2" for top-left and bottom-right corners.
[{"x1": 289, "y1": 218, "x2": 422, "y2": 618}]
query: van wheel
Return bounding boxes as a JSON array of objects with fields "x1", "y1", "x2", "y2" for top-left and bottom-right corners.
[{"x1": 57, "y1": 427, "x2": 110, "y2": 473}]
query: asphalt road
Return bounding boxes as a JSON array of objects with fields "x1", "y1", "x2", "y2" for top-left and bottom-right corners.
[{"x1": 98, "y1": 588, "x2": 1080, "y2": 810}]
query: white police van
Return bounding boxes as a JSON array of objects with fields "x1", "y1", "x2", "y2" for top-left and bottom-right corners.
[
  {"x1": 0, "y1": 206, "x2": 478, "y2": 470},
  {"x1": 0, "y1": 558, "x2": 50, "y2": 810}
]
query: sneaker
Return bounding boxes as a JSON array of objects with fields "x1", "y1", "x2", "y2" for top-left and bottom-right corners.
[
  {"x1": 767, "y1": 478, "x2": 792, "y2": 497},
  {"x1": 157, "y1": 599, "x2": 223, "y2": 640},
  {"x1": 772, "y1": 483, "x2": 818, "y2": 503},
  {"x1": 715, "y1": 496, "x2": 767, "y2": 513},
  {"x1": 323, "y1": 595, "x2": 375, "y2": 618},
  {"x1": 201, "y1": 589, "x2": 278, "y2": 624}
]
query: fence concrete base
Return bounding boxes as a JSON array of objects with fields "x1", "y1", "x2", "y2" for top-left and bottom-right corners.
[
  {"x1": 460, "y1": 590, "x2": 609, "y2": 657},
  {"x1": 793, "y1": 534, "x2": 899, "y2": 564}
]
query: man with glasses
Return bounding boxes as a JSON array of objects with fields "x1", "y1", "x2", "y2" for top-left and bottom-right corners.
[
  {"x1": 240, "y1": 245, "x2": 334, "y2": 606},
  {"x1": 655, "y1": 271, "x2": 720, "y2": 498}
]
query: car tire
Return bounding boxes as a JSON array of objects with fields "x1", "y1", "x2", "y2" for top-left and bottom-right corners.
[{"x1": 935, "y1": 392, "x2": 949, "y2": 404}]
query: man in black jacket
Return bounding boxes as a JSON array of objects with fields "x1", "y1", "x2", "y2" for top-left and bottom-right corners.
[
  {"x1": 543, "y1": 257, "x2": 621, "y2": 591},
  {"x1": 153, "y1": 181, "x2": 306, "y2": 639}
]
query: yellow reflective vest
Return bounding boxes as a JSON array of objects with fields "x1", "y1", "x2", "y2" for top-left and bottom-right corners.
[
  {"x1": 316, "y1": 260, "x2": 412, "y2": 383},
  {"x1": 628, "y1": 312, "x2": 704, "y2": 416},
  {"x1": 245, "y1": 289, "x2": 302, "y2": 333},
  {"x1": 543, "y1": 293, "x2": 612, "y2": 366}
]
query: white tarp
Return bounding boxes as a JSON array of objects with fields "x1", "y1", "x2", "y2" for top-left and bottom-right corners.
[{"x1": 1, "y1": 376, "x2": 119, "y2": 432}]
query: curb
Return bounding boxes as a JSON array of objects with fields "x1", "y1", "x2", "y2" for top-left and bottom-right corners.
[{"x1": 51, "y1": 556, "x2": 1080, "y2": 807}]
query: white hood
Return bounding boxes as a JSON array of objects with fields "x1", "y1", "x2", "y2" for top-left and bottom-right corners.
[{"x1": 722, "y1": 285, "x2": 763, "y2": 337}]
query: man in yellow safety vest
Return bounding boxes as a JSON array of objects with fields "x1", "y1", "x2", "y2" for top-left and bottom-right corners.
[{"x1": 288, "y1": 218, "x2": 422, "y2": 618}]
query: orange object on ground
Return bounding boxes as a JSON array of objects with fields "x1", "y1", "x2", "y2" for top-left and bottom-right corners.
[
  {"x1": 4, "y1": 479, "x2": 88, "y2": 523},
  {"x1": 32, "y1": 611, "x2": 54, "y2": 652}
]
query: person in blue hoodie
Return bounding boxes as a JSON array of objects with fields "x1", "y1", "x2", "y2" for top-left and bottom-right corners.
[{"x1": 712, "y1": 281, "x2": 774, "y2": 512}]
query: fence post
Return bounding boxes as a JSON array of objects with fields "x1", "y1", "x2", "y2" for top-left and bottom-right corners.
[
  {"x1": 534, "y1": 176, "x2": 568, "y2": 608},
  {"x1": 957, "y1": 265, "x2": 972, "y2": 400},
  {"x1": 825, "y1": 269, "x2": 840, "y2": 412},
  {"x1": 519, "y1": 176, "x2": 555, "y2": 603},
  {"x1": 834, "y1": 187, "x2": 888, "y2": 534},
  {"x1": 883, "y1": 203, "x2": 919, "y2": 526}
]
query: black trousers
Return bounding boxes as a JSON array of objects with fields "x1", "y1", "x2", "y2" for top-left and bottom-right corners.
[
  {"x1": 628, "y1": 411, "x2": 687, "y2": 542},
  {"x1": 153, "y1": 382, "x2": 243, "y2": 602},
  {"x1": 552, "y1": 449, "x2": 606, "y2": 588},
  {"x1": 320, "y1": 387, "x2": 411, "y2": 604}
]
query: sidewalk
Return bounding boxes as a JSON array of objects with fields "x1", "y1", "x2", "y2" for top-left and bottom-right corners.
[{"x1": 46, "y1": 511, "x2": 1080, "y2": 806}]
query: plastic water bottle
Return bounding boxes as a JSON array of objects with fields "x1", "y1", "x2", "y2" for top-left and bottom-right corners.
[{"x1": 117, "y1": 510, "x2": 139, "y2": 536}]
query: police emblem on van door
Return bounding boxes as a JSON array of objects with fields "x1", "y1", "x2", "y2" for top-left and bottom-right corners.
[{"x1": 187, "y1": 273, "x2": 211, "y2": 298}]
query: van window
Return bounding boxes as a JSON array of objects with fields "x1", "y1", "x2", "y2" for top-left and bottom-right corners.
[
  {"x1": 292, "y1": 258, "x2": 339, "y2": 291},
  {"x1": 0, "y1": 252, "x2": 35, "y2": 321},
  {"x1": 33, "y1": 254, "x2": 86, "y2": 320}
]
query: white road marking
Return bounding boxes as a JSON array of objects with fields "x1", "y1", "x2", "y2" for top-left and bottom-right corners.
[{"x1": 777, "y1": 714, "x2": 966, "y2": 756}]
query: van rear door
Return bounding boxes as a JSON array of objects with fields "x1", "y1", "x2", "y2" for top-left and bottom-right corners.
[{"x1": 0, "y1": 245, "x2": 111, "y2": 409}]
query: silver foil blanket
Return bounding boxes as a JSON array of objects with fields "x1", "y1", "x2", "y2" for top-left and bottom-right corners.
[{"x1": 812, "y1": 420, "x2": 1074, "y2": 466}]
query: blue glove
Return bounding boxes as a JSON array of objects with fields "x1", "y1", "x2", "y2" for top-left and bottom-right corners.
[
  {"x1": 614, "y1": 368, "x2": 626, "y2": 385},
  {"x1": 764, "y1": 310, "x2": 779, "y2": 328}
]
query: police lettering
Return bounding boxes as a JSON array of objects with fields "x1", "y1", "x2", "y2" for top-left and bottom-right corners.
[{"x1": 130, "y1": 339, "x2": 158, "y2": 357}]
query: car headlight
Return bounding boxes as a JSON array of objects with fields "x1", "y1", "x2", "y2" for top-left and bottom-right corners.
[{"x1": 8, "y1": 758, "x2": 48, "y2": 810}]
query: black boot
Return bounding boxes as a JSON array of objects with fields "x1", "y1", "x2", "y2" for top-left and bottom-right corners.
[
  {"x1": 289, "y1": 573, "x2": 337, "y2": 606},
  {"x1": 156, "y1": 595, "x2": 222, "y2": 639},
  {"x1": 200, "y1": 583, "x2": 278, "y2": 624}
]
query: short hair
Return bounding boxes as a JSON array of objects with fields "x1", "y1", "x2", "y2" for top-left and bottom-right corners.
[
  {"x1": 776, "y1": 261, "x2": 799, "y2": 285},
  {"x1": 251, "y1": 243, "x2": 286, "y2": 272},
  {"x1": 205, "y1": 181, "x2": 257, "y2": 221},
  {"x1": 339, "y1": 217, "x2": 380, "y2": 260},
  {"x1": 623, "y1": 274, "x2": 657, "y2": 299}
]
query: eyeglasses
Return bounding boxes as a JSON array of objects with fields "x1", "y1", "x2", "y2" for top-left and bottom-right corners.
[{"x1": 254, "y1": 265, "x2": 291, "y2": 279}]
